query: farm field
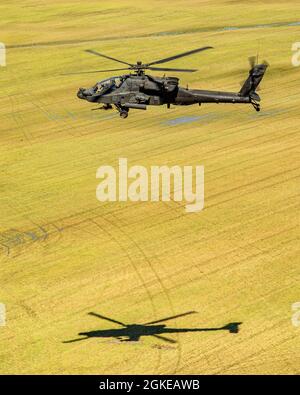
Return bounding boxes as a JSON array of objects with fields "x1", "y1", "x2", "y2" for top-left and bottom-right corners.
[{"x1": 0, "y1": 0, "x2": 299, "y2": 374}]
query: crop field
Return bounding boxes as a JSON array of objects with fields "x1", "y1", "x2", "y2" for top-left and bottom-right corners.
[{"x1": 0, "y1": 0, "x2": 299, "y2": 374}]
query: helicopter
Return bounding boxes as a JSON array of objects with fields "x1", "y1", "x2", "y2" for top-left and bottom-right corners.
[
  {"x1": 63, "y1": 311, "x2": 242, "y2": 343},
  {"x1": 66, "y1": 46, "x2": 268, "y2": 118}
]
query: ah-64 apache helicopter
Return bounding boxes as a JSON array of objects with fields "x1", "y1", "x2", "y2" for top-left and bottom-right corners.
[{"x1": 66, "y1": 46, "x2": 268, "y2": 118}]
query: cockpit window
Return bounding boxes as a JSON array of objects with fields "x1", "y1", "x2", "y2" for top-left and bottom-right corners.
[
  {"x1": 114, "y1": 77, "x2": 123, "y2": 88},
  {"x1": 96, "y1": 76, "x2": 124, "y2": 89},
  {"x1": 90, "y1": 76, "x2": 125, "y2": 96}
]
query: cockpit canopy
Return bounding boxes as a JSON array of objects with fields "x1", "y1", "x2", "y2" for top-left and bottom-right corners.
[
  {"x1": 93, "y1": 76, "x2": 125, "y2": 92},
  {"x1": 77, "y1": 75, "x2": 127, "y2": 102}
]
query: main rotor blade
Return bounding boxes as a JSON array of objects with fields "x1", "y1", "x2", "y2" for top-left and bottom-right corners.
[
  {"x1": 148, "y1": 46, "x2": 213, "y2": 66},
  {"x1": 85, "y1": 49, "x2": 133, "y2": 67},
  {"x1": 144, "y1": 311, "x2": 197, "y2": 325},
  {"x1": 62, "y1": 67, "x2": 130, "y2": 75},
  {"x1": 148, "y1": 66, "x2": 198, "y2": 73},
  {"x1": 152, "y1": 334, "x2": 177, "y2": 344},
  {"x1": 88, "y1": 312, "x2": 126, "y2": 327}
]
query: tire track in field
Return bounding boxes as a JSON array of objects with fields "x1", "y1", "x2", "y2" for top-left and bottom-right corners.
[
  {"x1": 87, "y1": 217, "x2": 164, "y2": 375},
  {"x1": 96, "y1": 212, "x2": 185, "y2": 374},
  {"x1": 6, "y1": 20, "x2": 300, "y2": 50},
  {"x1": 76, "y1": 199, "x2": 299, "y2": 308},
  {"x1": 122, "y1": 137, "x2": 299, "y2": 229},
  {"x1": 91, "y1": 209, "x2": 198, "y2": 373},
  {"x1": 227, "y1": 335, "x2": 300, "y2": 374},
  {"x1": 138, "y1": 122, "x2": 299, "y2": 163},
  {"x1": 2, "y1": 84, "x2": 295, "y2": 169},
  {"x1": 4, "y1": 92, "x2": 190, "y2": 372},
  {"x1": 165, "y1": 236, "x2": 299, "y2": 311},
  {"x1": 5, "y1": 115, "x2": 296, "y2": 245},
  {"x1": 2, "y1": 201, "x2": 296, "y2": 374},
  {"x1": 6, "y1": 90, "x2": 32, "y2": 146},
  {"x1": 2, "y1": 166, "x2": 298, "y2": 259},
  {"x1": 116, "y1": 212, "x2": 205, "y2": 374},
  {"x1": 8, "y1": 98, "x2": 296, "y2": 203},
  {"x1": 137, "y1": 170, "x2": 300, "y2": 236},
  {"x1": 117, "y1": 201, "x2": 220, "y2": 373},
  {"x1": 60, "y1": 217, "x2": 150, "y2": 373},
  {"x1": 159, "y1": 193, "x2": 300, "y2": 259},
  {"x1": 121, "y1": 230, "x2": 299, "y2": 316},
  {"x1": 214, "y1": 322, "x2": 300, "y2": 374},
  {"x1": 174, "y1": 270, "x2": 299, "y2": 374},
  {"x1": 2, "y1": 158, "x2": 298, "y2": 259},
  {"x1": 114, "y1": 199, "x2": 299, "y2": 308},
  {"x1": 43, "y1": 199, "x2": 299, "y2": 306}
]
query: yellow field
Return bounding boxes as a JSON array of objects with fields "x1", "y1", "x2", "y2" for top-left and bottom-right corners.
[{"x1": 0, "y1": 0, "x2": 299, "y2": 374}]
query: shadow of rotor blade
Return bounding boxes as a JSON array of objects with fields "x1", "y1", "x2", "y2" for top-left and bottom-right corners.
[
  {"x1": 63, "y1": 337, "x2": 88, "y2": 344},
  {"x1": 144, "y1": 311, "x2": 197, "y2": 325},
  {"x1": 88, "y1": 312, "x2": 126, "y2": 327},
  {"x1": 152, "y1": 334, "x2": 177, "y2": 344}
]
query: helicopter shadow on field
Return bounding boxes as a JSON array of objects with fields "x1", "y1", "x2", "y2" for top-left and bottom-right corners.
[
  {"x1": 63, "y1": 311, "x2": 242, "y2": 344},
  {"x1": 164, "y1": 113, "x2": 218, "y2": 126}
]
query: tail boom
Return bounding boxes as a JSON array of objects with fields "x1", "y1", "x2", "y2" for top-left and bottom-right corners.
[
  {"x1": 187, "y1": 89, "x2": 251, "y2": 104},
  {"x1": 175, "y1": 63, "x2": 267, "y2": 112}
]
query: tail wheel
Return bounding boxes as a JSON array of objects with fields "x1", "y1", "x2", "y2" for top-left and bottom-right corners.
[
  {"x1": 250, "y1": 99, "x2": 260, "y2": 112},
  {"x1": 120, "y1": 110, "x2": 128, "y2": 118}
]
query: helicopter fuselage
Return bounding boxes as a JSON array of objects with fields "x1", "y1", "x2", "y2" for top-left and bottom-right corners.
[{"x1": 77, "y1": 65, "x2": 266, "y2": 118}]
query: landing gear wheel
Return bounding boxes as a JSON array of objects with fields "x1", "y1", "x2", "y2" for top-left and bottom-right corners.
[
  {"x1": 115, "y1": 104, "x2": 129, "y2": 118},
  {"x1": 251, "y1": 100, "x2": 260, "y2": 112},
  {"x1": 103, "y1": 104, "x2": 113, "y2": 110},
  {"x1": 120, "y1": 110, "x2": 128, "y2": 118}
]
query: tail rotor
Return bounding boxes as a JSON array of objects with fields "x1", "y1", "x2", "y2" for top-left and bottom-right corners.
[{"x1": 239, "y1": 55, "x2": 269, "y2": 111}]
